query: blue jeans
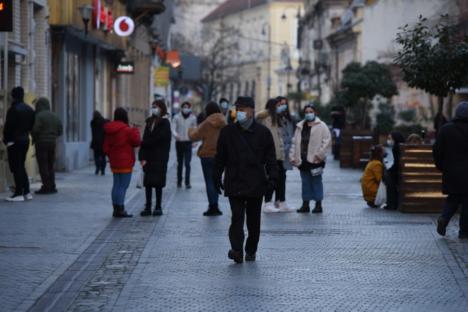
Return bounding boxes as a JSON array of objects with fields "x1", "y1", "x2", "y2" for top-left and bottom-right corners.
[
  {"x1": 112, "y1": 173, "x2": 132, "y2": 205},
  {"x1": 441, "y1": 194, "x2": 468, "y2": 235},
  {"x1": 201, "y1": 157, "x2": 218, "y2": 205},
  {"x1": 300, "y1": 170, "x2": 324, "y2": 201}
]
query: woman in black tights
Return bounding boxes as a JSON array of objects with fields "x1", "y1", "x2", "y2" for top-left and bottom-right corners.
[{"x1": 139, "y1": 100, "x2": 172, "y2": 216}]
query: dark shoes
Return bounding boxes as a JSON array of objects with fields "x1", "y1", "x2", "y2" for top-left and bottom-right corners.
[
  {"x1": 297, "y1": 205, "x2": 310, "y2": 213},
  {"x1": 186, "y1": 184, "x2": 192, "y2": 189},
  {"x1": 203, "y1": 204, "x2": 222, "y2": 216},
  {"x1": 312, "y1": 201, "x2": 323, "y2": 213},
  {"x1": 140, "y1": 207, "x2": 152, "y2": 217},
  {"x1": 113, "y1": 205, "x2": 133, "y2": 218},
  {"x1": 437, "y1": 216, "x2": 448, "y2": 236},
  {"x1": 245, "y1": 254, "x2": 256, "y2": 262},
  {"x1": 35, "y1": 187, "x2": 57, "y2": 195},
  {"x1": 228, "y1": 249, "x2": 244, "y2": 264},
  {"x1": 153, "y1": 207, "x2": 163, "y2": 216}
]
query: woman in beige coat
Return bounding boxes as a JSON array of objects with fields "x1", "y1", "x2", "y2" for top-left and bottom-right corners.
[{"x1": 289, "y1": 104, "x2": 331, "y2": 213}]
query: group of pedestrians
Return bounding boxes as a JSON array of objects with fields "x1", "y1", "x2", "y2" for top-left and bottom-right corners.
[{"x1": 3, "y1": 87, "x2": 62, "y2": 202}]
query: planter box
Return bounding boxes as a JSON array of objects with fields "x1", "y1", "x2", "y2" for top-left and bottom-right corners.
[{"x1": 398, "y1": 144, "x2": 446, "y2": 213}]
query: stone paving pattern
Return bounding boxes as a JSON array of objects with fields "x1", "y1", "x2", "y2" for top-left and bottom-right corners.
[{"x1": 1, "y1": 152, "x2": 467, "y2": 311}]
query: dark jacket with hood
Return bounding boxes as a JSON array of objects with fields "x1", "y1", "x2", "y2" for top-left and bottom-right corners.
[
  {"x1": 90, "y1": 116, "x2": 108, "y2": 151},
  {"x1": 32, "y1": 97, "x2": 63, "y2": 144},
  {"x1": 433, "y1": 103, "x2": 468, "y2": 195},
  {"x1": 138, "y1": 117, "x2": 172, "y2": 187},
  {"x1": 214, "y1": 120, "x2": 278, "y2": 198},
  {"x1": 3, "y1": 100, "x2": 34, "y2": 144}
]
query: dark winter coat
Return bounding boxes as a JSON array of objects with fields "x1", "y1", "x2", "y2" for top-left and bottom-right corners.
[
  {"x1": 138, "y1": 117, "x2": 172, "y2": 187},
  {"x1": 3, "y1": 100, "x2": 34, "y2": 144},
  {"x1": 103, "y1": 121, "x2": 141, "y2": 171},
  {"x1": 433, "y1": 119, "x2": 468, "y2": 195},
  {"x1": 32, "y1": 98, "x2": 63, "y2": 144},
  {"x1": 90, "y1": 116, "x2": 108, "y2": 151},
  {"x1": 214, "y1": 121, "x2": 278, "y2": 198}
]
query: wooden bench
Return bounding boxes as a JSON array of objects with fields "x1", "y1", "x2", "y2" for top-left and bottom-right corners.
[
  {"x1": 399, "y1": 144, "x2": 446, "y2": 213},
  {"x1": 339, "y1": 129, "x2": 375, "y2": 168}
]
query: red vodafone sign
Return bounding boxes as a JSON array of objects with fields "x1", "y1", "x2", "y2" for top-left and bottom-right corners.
[{"x1": 114, "y1": 16, "x2": 135, "y2": 37}]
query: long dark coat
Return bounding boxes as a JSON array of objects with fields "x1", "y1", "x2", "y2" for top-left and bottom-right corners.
[
  {"x1": 214, "y1": 121, "x2": 278, "y2": 198},
  {"x1": 90, "y1": 117, "x2": 108, "y2": 151},
  {"x1": 433, "y1": 119, "x2": 468, "y2": 195},
  {"x1": 138, "y1": 117, "x2": 172, "y2": 188}
]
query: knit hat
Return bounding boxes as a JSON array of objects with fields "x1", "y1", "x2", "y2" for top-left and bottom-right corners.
[
  {"x1": 455, "y1": 101, "x2": 468, "y2": 120},
  {"x1": 11, "y1": 87, "x2": 24, "y2": 101},
  {"x1": 235, "y1": 96, "x2": 255, "y2": 108}
]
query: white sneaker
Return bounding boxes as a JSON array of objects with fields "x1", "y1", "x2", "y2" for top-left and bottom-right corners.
[
  {"x1": 277, "y1": 201, "x2": 294, "y2": 212},
  {"x1": 263, "y1": 201, "x2": 280, "y2": 213},
  {"x1": 24, "y1": 193, "x2": 33, "y2": 201},
  {"x1": 5, "y1": 195, "x2": 25, "y2": 202}
]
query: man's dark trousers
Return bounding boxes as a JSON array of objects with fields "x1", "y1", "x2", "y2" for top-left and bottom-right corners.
[
  {"x1": 228, "y1": 197, "x2": 263, "y2": 255},
  {"x1": 36, "y1": 142, "x2": 57, "y2": 191},
  {"x1": 7, "y1": 139, "x2": 30, "y2": 195},
  {"x1": 176, "y1": 141, "x2": 192, "y2": 186},
  {"x1": 442, "y1": 194, "x2": 468, "y2": 236}
]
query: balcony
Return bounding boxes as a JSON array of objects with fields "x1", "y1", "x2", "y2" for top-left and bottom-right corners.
[{"x1": 129, "y1": 0, "x2": 166, "y2": 16}]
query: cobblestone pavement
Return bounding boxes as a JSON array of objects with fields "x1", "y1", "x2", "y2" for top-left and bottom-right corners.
[{"x1": 2, "y1": 152, "x2": 468, "y2": 311}]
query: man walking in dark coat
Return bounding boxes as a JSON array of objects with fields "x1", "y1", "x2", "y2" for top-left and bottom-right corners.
[
  {"x1": 433, "y1": 101, "x2": 468, "y2": 239},
  {"x1": 32, "y1": 97, "x2": 63, "y2": 194},
  {"x1": 214, "y1": 96, "x2": 278, "y2": 263},
  {"x1": 3, "y1": 87, "x2": 35, "y2": 202}
]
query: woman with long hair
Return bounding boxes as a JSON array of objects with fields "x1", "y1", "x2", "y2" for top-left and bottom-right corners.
[
  {"x1": 189, "y1": 101, "x2": 227, "y2": 216},
  {"x1": 139, "y1": 100, "x2": 172, "y2": 216},
  {"x1": 103, "y1": 108, "x2": 141, "y2": 218},
  {"x1": 256, "y1": 97, "x2": 295, "y2": 213}
]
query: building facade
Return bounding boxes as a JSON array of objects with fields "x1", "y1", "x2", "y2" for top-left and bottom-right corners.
[{"x1": 202, "y1": 0, "x2": 303, "y2": 111}]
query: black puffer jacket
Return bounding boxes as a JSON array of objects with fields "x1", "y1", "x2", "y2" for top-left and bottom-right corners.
[
  {"x1": 214, "y1": 121, "x2": 278, "y2": 198},
  {"x1": 138, "y1": 117, "x2": 172, "y2": 188},
  {"x1": 433, "y1": 118, "x2": 468, "y2": 195},
  {"x1": 90, "y1": 116, "x2": 108, "y2": 151}
]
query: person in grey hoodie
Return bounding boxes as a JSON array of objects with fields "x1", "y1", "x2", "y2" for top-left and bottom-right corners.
[{"x1": 32, "y1": 97, "x2": 63, "y2": 194}]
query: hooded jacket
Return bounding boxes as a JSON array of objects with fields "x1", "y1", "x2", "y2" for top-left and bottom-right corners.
[
  {"x1": 31, "y1": 97, "x2": 63, "y2": 144},
  {"x1": 103, "y1": 121, "x2": 141, "y2": 172},
  {"x1": 289, "y1": 118, "x2": 331, "y2": 167},
  {"x1": 188, "y1": 113, "x2": 227, "y2": 158}
]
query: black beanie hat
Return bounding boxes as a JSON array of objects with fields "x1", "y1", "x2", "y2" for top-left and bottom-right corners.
[
  {"x1": 235, "y1": 96, "x2": 255, "y2": 108},
  {"x1": 11, "y1": 87, "x2": 24, "y2": 101}
]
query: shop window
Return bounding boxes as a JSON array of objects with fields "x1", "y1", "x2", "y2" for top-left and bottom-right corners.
[{"x1": 66, "y1": 53, "x2": 81, "y2": 142}]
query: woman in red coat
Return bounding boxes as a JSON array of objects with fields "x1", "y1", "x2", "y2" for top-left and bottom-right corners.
[{"x1": 103, "y1": 108, "x2": 141, "y2": 217}]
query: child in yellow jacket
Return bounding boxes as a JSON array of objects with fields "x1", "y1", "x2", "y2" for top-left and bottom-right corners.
[{"x1": 361, "y1": 145, "x2": 384, "y2": 208}]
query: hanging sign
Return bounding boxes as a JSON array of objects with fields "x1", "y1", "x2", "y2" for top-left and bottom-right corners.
[
  {"x1": 116, "y1": 61, "x2": 135, "y2": 74},
  {"x1": 114, "y1": 16, "x2": 135, "y2": 37}
]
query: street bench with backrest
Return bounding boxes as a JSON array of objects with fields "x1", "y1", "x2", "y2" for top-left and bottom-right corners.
[{"x1": 398, "y1": 144, "x2": 446, "y2": 213}]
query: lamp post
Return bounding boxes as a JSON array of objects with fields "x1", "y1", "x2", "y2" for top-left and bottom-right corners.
[
  {"x1": 262, "y1": 23, "x2": 271, "y2": 99},
  {"x1": 78, "y1": 4, "x2": 93, "y2": 36}
]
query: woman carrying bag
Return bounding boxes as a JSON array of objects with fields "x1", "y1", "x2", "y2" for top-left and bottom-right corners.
[
  {"x1": 289, "y1": 104, "x2": 331, "y2": 213},
  {"x1": 139, "y1": 100, "x2": 172, "y2": 216}
]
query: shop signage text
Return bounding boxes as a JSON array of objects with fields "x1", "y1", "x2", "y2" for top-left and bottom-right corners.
[{"x1": 116, "y1": 62, "x2": 135, "y2": 74}]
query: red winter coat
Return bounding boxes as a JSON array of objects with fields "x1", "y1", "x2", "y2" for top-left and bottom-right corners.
[{"x1": 103, "y1": 121, "x2": 141, "y2": 172}]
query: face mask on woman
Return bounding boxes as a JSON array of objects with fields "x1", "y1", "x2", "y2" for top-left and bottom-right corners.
[
  {"x1": 387, "y1": 140, "x2": 394, "y2": 147},
  {"x1": 182, "y1": 108, "x2": 192, "y2": 115},
  {"x1": 305, "y1": 113, "x2": 316, "y2": 121},
  {"x1": 276, "y1": 104, "x2": 287, "y2": 114},
  {"x1": 151, "y1": 107, "x2": 160, "y2": 117}
]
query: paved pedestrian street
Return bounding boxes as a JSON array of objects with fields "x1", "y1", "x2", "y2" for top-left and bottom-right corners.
[{"x1": 1, "y1": 156, "x2": 467, "y2": 312}]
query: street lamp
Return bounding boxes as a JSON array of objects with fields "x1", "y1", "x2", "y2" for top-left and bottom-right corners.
[{"x1": 78, "y1": 4, "x2": 93, "y2": 36}]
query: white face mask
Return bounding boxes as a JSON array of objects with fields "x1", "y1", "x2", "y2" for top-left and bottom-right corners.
[
  {"x1": 182, "y1": 108, "x2": 192, "y2": 115},
  {"x1": 151, "y1": 107, "x2": 160, "y2": 117},
  {"x1": 387, "y1": 140, "x2": 394, "y2": 147}
]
